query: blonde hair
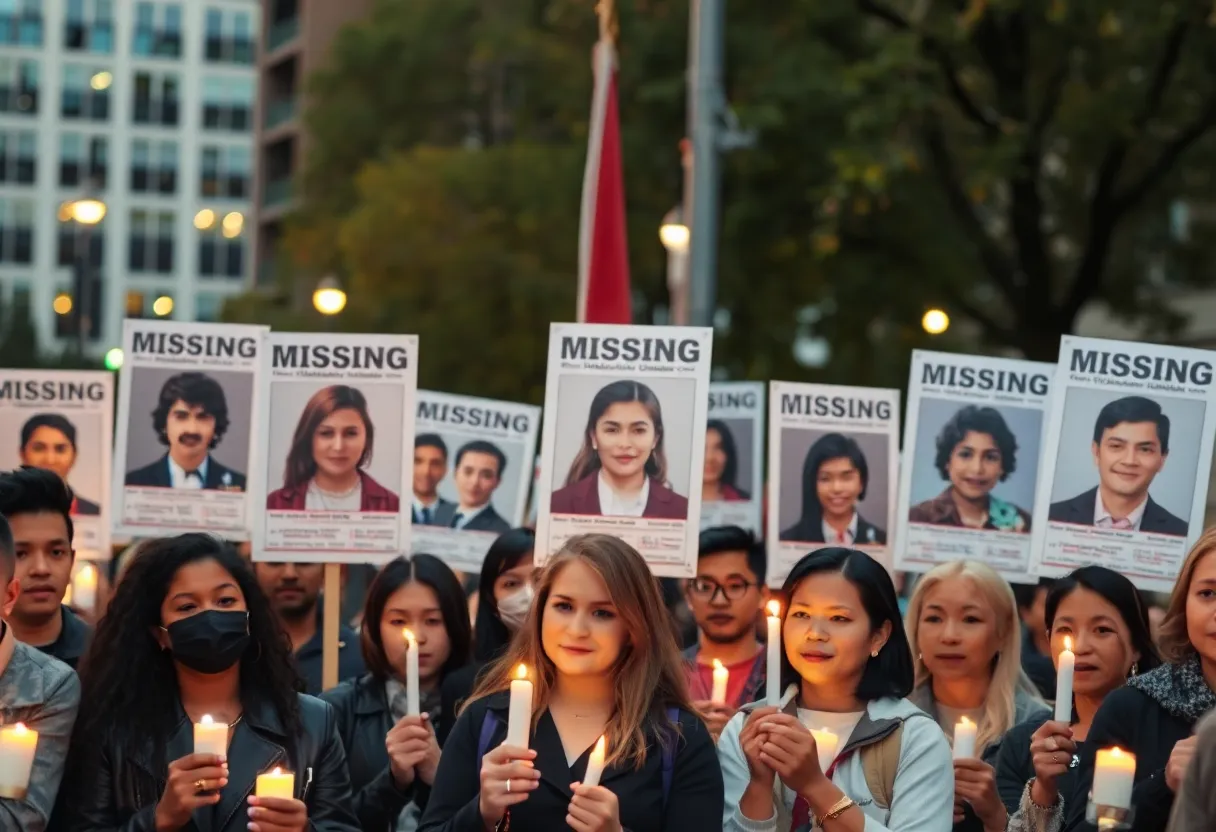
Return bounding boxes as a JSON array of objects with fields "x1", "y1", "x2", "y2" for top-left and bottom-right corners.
[
  {"x1": 1158, "y1": 528, "x2": 1216, "y2": 663},
  {"x1": 905, "y1": 560, "x2": 1042, "y2": 753},
  {"x1": 466, "y1": 534, "x2": 692, "y2": 769}
]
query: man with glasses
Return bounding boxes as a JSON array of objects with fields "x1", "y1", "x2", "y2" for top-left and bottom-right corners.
[{"x1": 682, "y1": 525, "x2": 769, "y2": 738}]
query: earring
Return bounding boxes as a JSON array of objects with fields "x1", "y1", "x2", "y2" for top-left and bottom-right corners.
[
  {"x1": 870, "y1": 649, "x2": 879, "y2": 658},
  {"x1": 917, "y1": 652, "x2": 922, "y2": 661},
  {"x1": 1129, "y1": 662, "x2": 1139, "y2": 678}
]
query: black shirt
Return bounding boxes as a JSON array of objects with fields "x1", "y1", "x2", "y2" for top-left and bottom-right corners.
[{"x1": 33, "y1": 605, "x2": 91, "y2": 671}]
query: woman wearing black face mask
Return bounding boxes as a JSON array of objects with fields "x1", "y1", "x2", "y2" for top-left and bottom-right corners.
[{"x1": 52, "y1": 533, "x2": 360, "y2": 832}]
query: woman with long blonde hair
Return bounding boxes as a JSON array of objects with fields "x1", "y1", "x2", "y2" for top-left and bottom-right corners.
[
  {"x1": 418, "y1": 533, "x2": 723, "y2": 832},
  {"x1": 906, "y1": 560, "x2": 1048, "y2": 832}
]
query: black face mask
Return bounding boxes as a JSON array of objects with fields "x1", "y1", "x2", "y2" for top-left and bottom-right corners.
[{"x1": 163, "y1": 610, "x2": 250, "y2": 674}]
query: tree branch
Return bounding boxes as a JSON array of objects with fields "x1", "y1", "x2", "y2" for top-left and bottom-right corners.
[
  {"x1": 1130, "y1": 20, "x2": 1190, "y2": 134},
  {"x1": 1029, "y1": 54, "x2": 1069, "y2": 146},
  {"x1": 1115, "y1": 94, "x2": 1216, "y2": 213}
]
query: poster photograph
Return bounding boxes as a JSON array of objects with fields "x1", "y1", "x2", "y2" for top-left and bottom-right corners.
[
  {"x1": 700, "y1": 381, "x2": 765, "y2": 534},
  {"x1": 112, "y1": 320, "x2": 264, "y2": 538},
  {"x1": 1028, "y1": 336, "x2": 1216, "y2": 592},
  {"x1": 251, "y1": 333, "x2": 418, "y2": 563},
  {"x1": 894, "y1": 351, "x2": 1052, "y2": 581},
  {"x1": 410, "y1": 391, "x2": 541, "y2": 571},
  {"x1": 767, "y1": 382, "x2": 899, "y2": 585},
  {"x1": 0, "y1": 370, "x2": 113, "y2": 556},
  {"x1": 535, "y1": 323, "x2": 713, "y2": 577}
]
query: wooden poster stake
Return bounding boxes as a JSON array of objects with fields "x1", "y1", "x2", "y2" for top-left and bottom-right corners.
[{"x1": 321, "y1": 562, "x2": 341, "y2": 691}]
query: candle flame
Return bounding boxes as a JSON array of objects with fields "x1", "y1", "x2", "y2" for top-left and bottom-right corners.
[
  {"x1": 272, "y1": 766, "x2": 283, "y2": 775},
  {"x1": 960, "y1": 716, "x2": 974, "y2": 727},
  {"x1": 1063, "y1": 635, "x2": 1073, "y2": 651},
  {"x1": 1108, "y1": 747, "x2": 1125, "y2": 758},
  {"x1": 200, "y1": 714, "x2": 215, "y2": 725},
  {"x1": 402, "y1": 628, "x2": 416, "y2": 644},
  {"x1": 515, "y1": 663, "x2": 529, "y2": 680},
  {"x1": 712, "y1": 658, "x2": 724, "y2": 670},
  {"x1": 766, "y1": 600, "x2": 781, "y2": 617},
  {"x1": 593, "y1": 735, "x2": 606, "y2": 754},
  {"x1": 12, "y1": 723, "x2": 26, "y2": 735}
]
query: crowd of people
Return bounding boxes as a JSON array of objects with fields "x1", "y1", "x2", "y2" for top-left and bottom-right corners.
[{"x1": 1, "y1": 463, "x2": 1215, "y2": 831}]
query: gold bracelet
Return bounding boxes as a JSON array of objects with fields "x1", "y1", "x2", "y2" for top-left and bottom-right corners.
[{"x1": 812, "y1": 795, "x2": 856, "y2": 827}]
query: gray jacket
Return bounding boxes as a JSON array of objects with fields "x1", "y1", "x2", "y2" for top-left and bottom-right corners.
[{"x1": 0, "y1": 630, "x2": 81, "y2": 832}]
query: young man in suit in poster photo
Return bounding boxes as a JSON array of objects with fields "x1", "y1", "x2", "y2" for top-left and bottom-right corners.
[
  {"x1": 412, "y1": 433, "x2": 454, "y2": 525},
  {"x1": 124, "y1": 371, "x2": 247, "y2": 491},
  {"x1": 18, "y1": 413, "x2": 100, "y2": 515},
  {"x1": 1049, "y1": 395, "x2": 1188, "y2": 536},
  {"x1": 434, "y1": 440, "x2": 511, "y2": 533}
]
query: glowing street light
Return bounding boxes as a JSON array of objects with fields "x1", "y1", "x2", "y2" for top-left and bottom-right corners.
[
  {"x1": 104, "y1": 348, "x2": 124, "y2": 371},
  {"x1": 922, "y1": 308, "x2": 950, "y2": 335},
  {"x1": 194, "y1": 208, "x2": 216, "y2": 230},
  {"x1": 312, "y1": 276, "x2": 346, "y2": 316},
  {"x1": 65, "y1": 196, "x2": 106, "y2": 225},
  {"x1": 152, "y1": 296, "x2": 174, "y2": 317},
  {"x1": 53, "y1": 293, "x2": 73, "y2": 315},
  {"x1": 659, "y1": 207, "x2": 690, "y2": 254}
]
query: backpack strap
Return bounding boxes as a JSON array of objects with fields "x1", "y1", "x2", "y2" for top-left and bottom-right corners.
[
  {"x1": 858, "y1": 721, "x2": 904, "y2": 811},
  {"x1": 660, "y1": 706, "x2": 680, "y2": 810},
  {"x1": 477, "y1": 710, "x2": 500, "y2": 762}
]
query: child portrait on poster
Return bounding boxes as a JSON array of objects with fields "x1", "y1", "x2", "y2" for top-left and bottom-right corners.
[{"x1": 780, "y1": 432, "x2": 886, "y2": 545}]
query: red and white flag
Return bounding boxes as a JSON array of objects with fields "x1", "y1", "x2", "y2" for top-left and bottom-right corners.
[{"x1": 576, "y1": 29, "x2": 632, "y2": 324}]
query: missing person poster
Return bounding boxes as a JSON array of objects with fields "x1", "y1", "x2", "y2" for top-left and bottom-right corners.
[
  {"x1": 251, "y1": 333, "x2": 418, "y2": 564},
  {"x1": 767, "y1": 382, "x2": 899, "y2": 585},
  {"x1": 0, "y1": 370, "x2": 113, "y2": 557},
  {"x1": 1028, "y1": 336, "x2": 1216, "y2": 591},
  {"x1": 112, "y1": 320, "x2": 265, "y2": 539},
  {"x1": 535, "y1": 323, "x2": 713, "y2": 577},
  {"x1": 894, "y1": 351, "x2": 1052, "y2": 581},
  {"x1": 701, "y1": 381, "x2": 765, "y2": 534},
  {"x1": 410, "y1": 391, "x2": 541, "y2": 571}
]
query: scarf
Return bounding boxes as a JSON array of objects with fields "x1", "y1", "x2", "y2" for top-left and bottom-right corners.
[{"x1": 1127, "y1": 654, "x2": 1216, "y2": 723}]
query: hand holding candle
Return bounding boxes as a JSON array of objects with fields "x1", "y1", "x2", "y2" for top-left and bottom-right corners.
[
  {"x1": 953, "y1": 716, "x2": 977, "y2": 760},
  {"x1": 766, "y1": 601, "x2": 782, "y2": 706},
  {"x1": 1093, "y1": 747, "x2": 1135, "y2": 809},
  {"x1": 193, "y1": 714, "x2": 227, "y2": 758},
  {"x1": 0, "y1": 723, "x2": 38, "y2": 799},
  {"x1": 1054, "y1": 635, "x2": 1075, "y2": 723},
  {"x1": 505, "y1": 664, "x2": 534, "y2": 750},
  {"x1": 583, "y1": 735, "x2": 607, "y2": 788},
  {"x1": 710, "y1": 659, "x2": 729, "y2": 705},
  {"x1": 255, "y1": 766, "x2": 295, "y2": 800},
  {"x1": 403, "y1": 628, "x2": 421, "y2": 717}
]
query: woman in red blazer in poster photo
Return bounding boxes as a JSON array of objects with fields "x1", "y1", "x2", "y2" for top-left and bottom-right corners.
[
  {"x1": 266, "y1": 384, "x2": 401, "y2": 513},
  {"x1": 550, "y1": 380, "x2": 690, "y2": 520}
]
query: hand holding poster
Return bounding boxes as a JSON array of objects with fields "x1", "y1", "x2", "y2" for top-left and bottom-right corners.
[
  {"x1": 251, "y1": 333, "x2": 418, "y2": 563},
  {"x1": 0, "y1": 371, "x2": 113, "y2": 556},
  {"x1": 411, "y1": 391, "x2": 541, "y2": 571},
  {"x1": 767, "y1": 382, "x2": 899, "y2": 585},
  {"x1": 535, "y1": 323, "x2": 713, "y2": 577},
  {"x1": 701, "y1": 382, "x2": 765, "y2": 534},
  {"x1": 894, "y1": 351, "x2": 1052, "y2": 581},
  {"x1": 1028, "y1": 336, "x2": 1216, "y2": 591},
  {"x1": 112, "y1": 320, "x2": 265, "y2": 538}
]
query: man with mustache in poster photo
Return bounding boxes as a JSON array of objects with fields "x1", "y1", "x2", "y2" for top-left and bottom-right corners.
[{"x1": 124, "y1": 371, "x2": 247, "y2": 491}]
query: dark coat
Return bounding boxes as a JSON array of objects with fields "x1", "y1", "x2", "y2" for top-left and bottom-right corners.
[
  {"x1": 438, "y1": 661, "x2": 492, "y2": 748},
  {"x1": 779, "y1": 513, "x2": 887, "y2": 545},
  {"x1": 550, "y1": 474, "x2": 689, "y2": 520},
  {"x1": 995, "y1": 713, "x2": 1086, "y2": 816},
  {"x1": 432, "y1": 502, "x2": 510, "y2": 533},
  {"x1": 124, "y1": 454, "x2": 247, "y2": 491},
  {"x1": 1048, "y1": 487, "x2": 1188, "y2": 537},
  {"x1": 35, "y1": 605, "x2": 92, "y2": 671},
  {"x1": 418, "y1": 692, "x2": 723, "y2": 832},
  {"x1": 62, "y1": 693, "x2": 359, "y2": 832}
]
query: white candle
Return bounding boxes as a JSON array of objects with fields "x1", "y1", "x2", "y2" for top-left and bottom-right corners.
[
  {"x1": 583, "y1": 735, "x2": 607, "y2": 788},
  {"x1": 0, "y1": 723, "x2": 38, "y2": 799},
  {"x1": 193, "y1": 714, "x2": 227, "y2": 758},
  {"x1": 505, "y1": 663, "x2": 534, "y2": 749},
  {"x1": 710, "y1": 658, "x2": 729, "y2": 705},
  {"x1": 810, "y1": 728, "x2": 839, "y2": 772},
  {"x1": 72, "y1": 563, "x2": 97, "y2": 614},
  {"x1": 766, "y1": 600, "x2": 781, "y2": 706},
  {"x1": 255, "y1": 767, "x2": 295, "y2": 800},
  {"x1": 403, "y1": 628, "x2": 420, "y2": 717},
  {"x1": 953, "y1": 716, "x2": 977, "y2": 759},
  {"x1": 1054, "y1": 635, "x2": 1075, "y2": 723},
  {"x1": 1093, "y1": 747, "x2": 1136, "y2": 809}
]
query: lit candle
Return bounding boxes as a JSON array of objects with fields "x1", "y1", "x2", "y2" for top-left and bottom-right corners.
[
  {"x1": 402, "y1": 628, "x2": 420, "y2": 717},
  {"x1": 72, "y1": 563, "x2": 97, "y2": 614},
  {"x1": 255, "y1": 767, "x2": 295, "y2": 800},
  {"x1": 583, "y1": 735, "x2": 607, "y2": 788},
  {"x1": 766, "y1": 600, "x2": 782, "y2": 706},
  {"x1": 710, "y1": 658, "x2": 729, "y2": 705},
  {"x1": 1093, "y1": 747, "x2": 1136, "y2": 809},
  {"x1": 0, "y1": 723, "x2": 38, "y2": 799},
  {"x1": 193, "y1": 714, "x2": 227, "y2": 758},
  {"x1": 809, "y1": 728, "x2": 839, "y2": 773},
  {"x1": 953, "y1": 716, "x2": 977, "y2": 760},
  {"x1": 1054, "y1": 635, "x2": 1075, "y2": 723},
  {"x1": 505, "y1": 664, "x2": 534, "y2": 749}
]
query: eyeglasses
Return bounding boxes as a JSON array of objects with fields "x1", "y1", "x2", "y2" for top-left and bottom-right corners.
[{"x1": 688, "y1": 578, "x2": 757, "y2": 602}]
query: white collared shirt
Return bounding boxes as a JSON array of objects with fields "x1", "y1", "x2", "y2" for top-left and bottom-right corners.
[
  {"x1": 452, "y1": 503, "x2": 489, "y2": 529},
  {"x1": 1094, "y1": 491, "x2": 1148, "y2": 530},
  {"x1": 168, "y1": 455, "x2": 209, "y2": 489},
  {"x1": 412, "y1": 497, "x2": 440, "y2": 523},
  {"x1": 597, "y1": 472, "x2": 649, "y2": 517},
  {"x1": 821, "y1": 513, "x2": 859, "y2": 545}
]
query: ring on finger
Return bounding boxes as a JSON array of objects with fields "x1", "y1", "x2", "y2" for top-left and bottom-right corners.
[
  {"x1": 194, "y1": 779, "x2": 207, "y2": 792},
  {"x1": 1054, "y1": 752, "x2": 1061, "y2": 763}
]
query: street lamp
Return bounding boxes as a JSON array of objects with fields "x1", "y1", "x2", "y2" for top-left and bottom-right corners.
[
  {"x1": 62, "y1": 186, "x2": 106, "y2": 356},
  {"x1": 922, "y1": 308, "x2": 950, "y2": 335},
  {"x1": 660, "y1": 207, "x2": 690, "y2": 325},
  {"x1": 313, "y1": 276, "x2": 347, "y2": 316}
]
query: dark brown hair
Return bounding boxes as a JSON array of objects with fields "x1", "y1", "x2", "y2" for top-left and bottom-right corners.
[{"x1": 282, "y1": 385, "x2": 374, "y2": 490}]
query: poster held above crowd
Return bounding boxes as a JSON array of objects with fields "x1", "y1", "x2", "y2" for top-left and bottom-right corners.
[
  {"x1": 0, "y1": 370, "x2": 113, "y2": 557},
  {"x1": 535, "y1": 323, "x2": 713, "y2": 577},
  {"x1": 894, "y1": 351, "x2": 1052, "y2": 582},
  {"x1": 410, "y1": 391, "x2": 541, "y2": 572},
  {"x1": 767, "y1": 381, "x2": 900, "y2": 585},
  {"x1": 111, "y1": 320, "x2": 265, "y2": 540},
  {"x1": 250, "y1": 332, "x2": 418, "y2": 564},
  {"x1": 700, "y1": 381, "x2": 765, "y2": 535},
  {"x1": 1028, "y1": 336, "x2": 1216, "y2": 592}
]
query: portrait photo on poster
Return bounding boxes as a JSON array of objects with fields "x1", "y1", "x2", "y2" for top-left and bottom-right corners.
[
  {"x1": 703, "y1": 417, "x2": 755, "y2": 503},
  {"x1": 411, "y1": 431, "x2": 525, "y2": 533},
  {"x1": 907, "y1": 399, "x2": 1041, "y2": 534},
  {"x1": 122, "y1": 367, "x2": 252, "y2": 492},
  {"x1": 777, "y1": 428, "x2": 889, "y2": 546},
  {"x1": 265, "y1": 382, "x2": 405, "y2": 513},
  {"x1": 548, "y1": 375, "x2": 695, "y2": 520},
  {"x1": 1047, "y1": 389, "x2": 1203, "y2": 537},
  {"x1": 3, "y1": 410, "x2": 106, "y2": 516}
]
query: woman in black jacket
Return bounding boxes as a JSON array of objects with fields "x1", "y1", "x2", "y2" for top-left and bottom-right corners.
[
  {"x1": 420, "y1": 533, "x2": 723, "y2": 832},
  {"x1": 438, "y1": 529, "x2": 534, "y2": 744},
  {"x1": 57, "y1": 533, "x2": 358, "y2": 832},
  {"x1": 321, "y1": 554, "x2": 471, "y2": 831},
  {"x1": 1063, "y1": 530, "x2": 1216, "y2": 831},
  {"x1": 994, "y1": 566, "x2": 1160, "y2": 831}
]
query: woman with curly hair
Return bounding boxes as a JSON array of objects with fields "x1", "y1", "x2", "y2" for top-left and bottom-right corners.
[
  {"x1": 909, "y1": 405, "x2": 1032, "y2": 533},
  {"x1": 55, "y1": 533, "x2": 359, "y2": 832}
]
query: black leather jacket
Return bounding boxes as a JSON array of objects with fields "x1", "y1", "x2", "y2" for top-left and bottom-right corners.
[{"x1": 61, "y1": 693, "x2": 360, "y2": 832}]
